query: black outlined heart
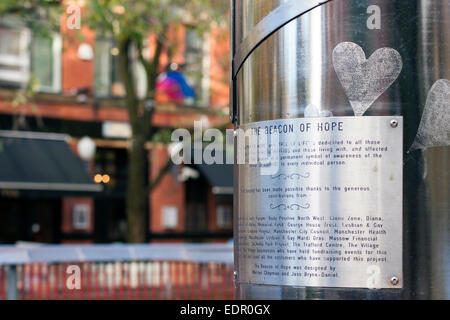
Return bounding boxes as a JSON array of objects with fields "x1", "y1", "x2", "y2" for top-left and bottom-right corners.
[
  {"x1": 333, "y1": 42, "x2": 403, "y2": 116},
  {"x1": 410, "y1": 79, "x2": 450, "y2": 151}
]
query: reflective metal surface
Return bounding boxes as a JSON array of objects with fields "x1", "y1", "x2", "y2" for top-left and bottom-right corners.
[
  {"x1": 234, "y1": 0, "x2": 450, "y2": 299},
  {"x1": 233, "y1": 0, "x2": 330, "y2": 77}
]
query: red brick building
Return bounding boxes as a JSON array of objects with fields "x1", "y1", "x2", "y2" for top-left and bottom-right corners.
[{"x1": 0, "y1": 5, "x2": 232, "y2": 244}]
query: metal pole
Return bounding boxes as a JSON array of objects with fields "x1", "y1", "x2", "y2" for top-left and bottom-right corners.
[{"x1": 233, "y1": 0, "x2": 449, "y2": 299}]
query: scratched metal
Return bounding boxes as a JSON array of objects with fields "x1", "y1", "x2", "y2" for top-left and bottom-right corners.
[
  {"x1": 230, "y1": 0, "x2": 331, "y2": 123},
  {"x1": 332, "y1": 42, "x2": 403, "y2": 117},
  {"x1": 410, "y1": 79, "x2": 450, "y2": 150},
  {"x1": 234, "y1": 0, "x2": 450, "y2": 299},
  {"x1": 304, "y1": 105, "x2": 333, "y2": 118}
]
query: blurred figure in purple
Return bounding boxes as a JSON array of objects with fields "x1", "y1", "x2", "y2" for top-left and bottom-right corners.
[{"x1": 156, "y1": 63, "x2": 196, "y2": 105}]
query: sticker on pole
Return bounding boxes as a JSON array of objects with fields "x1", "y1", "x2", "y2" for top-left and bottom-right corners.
[{"x1": 236, "y1": 116, "x2": 403, "y2": 289}]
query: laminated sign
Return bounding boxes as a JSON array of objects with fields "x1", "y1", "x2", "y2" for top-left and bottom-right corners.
[{"x1": 237, "y1": 116, "x2": 403, "y2": 289}]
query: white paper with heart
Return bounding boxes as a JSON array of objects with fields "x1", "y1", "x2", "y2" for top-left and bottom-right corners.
[
  {"x1": 333, "y1": 42, "x2": 403, "y2": 116},
  {"x1": 410, "y1": 79, "x2": 450, "y2": 151}
]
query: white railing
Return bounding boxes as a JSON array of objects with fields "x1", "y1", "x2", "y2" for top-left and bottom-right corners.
[{"x1": 0, "y1": 243, "x2": 234, "y2": 300}]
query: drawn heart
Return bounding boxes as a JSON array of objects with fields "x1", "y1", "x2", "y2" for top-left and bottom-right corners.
[
  {"x1": 410, "y1": 79, "x2": 450, "y2": 151},
  {"x1": 333, "y1": 42, "x2": 403, "y2": 116}
]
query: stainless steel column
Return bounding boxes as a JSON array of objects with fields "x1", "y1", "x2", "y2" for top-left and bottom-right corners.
[{"x1": 232, "y1": 0, "x2": 449, "y2": 299}]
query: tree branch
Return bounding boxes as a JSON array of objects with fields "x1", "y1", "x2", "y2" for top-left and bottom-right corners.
[
  {"x1": 148, "y1": 36, "x2": 164, "y2": 91},
  {"x1": 148, "y1": 156, "x2": 173, "y2": 192},
  {"x1": 117, "y1": 35, "x2": 139, "y2": 126},
  {"x1": 136, "y1": 38, "x2": 151, "y2": 80},
  {"x1": 136, "y1": 33, "x2": 166, "y2": 139}
]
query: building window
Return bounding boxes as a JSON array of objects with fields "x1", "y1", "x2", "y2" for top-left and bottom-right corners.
[
  {"x1": 0, "y1": 21, "x2": 61, "y2": 92},
  {"x1": 162, "y1": 206, "x2": 179, "y2": 230},
  {"x1": 72, "y1": 204, "x2": 91, "y2": 231},
  {"x1": 94, "y1": 38, "x2": 147, "y2": 98},
  {"x1": 184, "y1": 26, "x2": 210, "y2": 107},
  {"x1": 31, "y1": 33, "x2": 62, "y2": 93},
  {"x1": 185, "y1": 175, "x2": 208, "y2": 232},
  {"x1": 0, "y1": 26, "x2": 30, "y2": 86},
  {"x1": 94, "y1": 38, "x2": 115, "y2": 97},
  {"x1": 216, "y1": 205, "x2": 232, "y2": 229},
  {"x1": 93, "y1": 147, "x2": 129, "y2": 192}
]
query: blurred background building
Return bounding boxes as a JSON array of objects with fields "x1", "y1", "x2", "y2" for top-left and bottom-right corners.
[{"x1": 0, "y1": 2, "x2": 232, "y2": 245}]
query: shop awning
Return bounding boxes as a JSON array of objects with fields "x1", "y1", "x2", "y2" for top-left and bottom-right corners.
[
  {"x1": 191, "y1": 163, "x2": 233, "y2": 195},
  {"x1": 0, "y1": 131, "x2": 102, "y2": 192}
]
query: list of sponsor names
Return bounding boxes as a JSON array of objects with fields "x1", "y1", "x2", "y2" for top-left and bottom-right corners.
[{"x1": 238, "y1": 213, "x2": 387, "y2": 280}]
